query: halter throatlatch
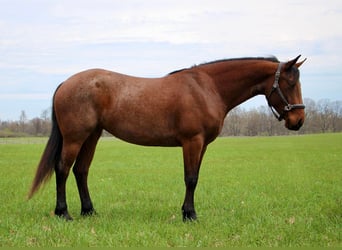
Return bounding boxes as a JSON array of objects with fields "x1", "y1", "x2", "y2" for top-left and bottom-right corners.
[{"x1": 267, "y1": 62, "x2": 305, "y2": 121}]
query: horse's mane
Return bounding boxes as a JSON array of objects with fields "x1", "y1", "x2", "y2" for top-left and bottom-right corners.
[{"x1": 168, "y1": 56, "x2": 279, "y2": 75}]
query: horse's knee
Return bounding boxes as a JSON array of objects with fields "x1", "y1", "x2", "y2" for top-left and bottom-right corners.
[{"x1": 185, "y1": 175, "x2": 198, "y2": 189}]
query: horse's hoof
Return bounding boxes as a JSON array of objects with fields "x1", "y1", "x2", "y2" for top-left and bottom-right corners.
[
  {"x1": 182, "y1": 209, "x2": 197, "y2": 222},
  {"x1": 55, "y1": 210, "x2": 73, "y2": 221},
  {"x1": 81, "y1": 208, "x2": 96, "y2": 216}
]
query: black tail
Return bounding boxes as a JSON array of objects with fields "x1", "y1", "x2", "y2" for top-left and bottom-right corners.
[{"x1": 28, "y1": 94, "x2": 63, "y2": 199}]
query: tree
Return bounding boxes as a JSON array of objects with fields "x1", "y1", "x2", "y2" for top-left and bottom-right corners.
[
  {"x1": 245, "y1": 109, "x2": 261, "y2": 136},
  {"x1": 301, "y1": 98, "x2": 318, "y2": 134},
  {"x1": 40, "y1": 108, "x2": 51, "y2": 135},
  {"x1": 30, "y1": 118, "x2": 42, "y2": 135},
  {"x1": 221, "y1": 107, "x2": 244, "y2": 136},
  {"x1": 317, "y1": 99, "x2": 332, "y2": 133},
  {"x1": 19, "y1": 110, "x2": 28, "y2": 133},
  {"x1": 330, "y1": 100, "x2": 342, "y2": 132}
]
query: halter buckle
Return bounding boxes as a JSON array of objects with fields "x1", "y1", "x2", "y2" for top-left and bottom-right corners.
[{"x1": 284, "y1": 104, "x2": 293, "y2": 112}]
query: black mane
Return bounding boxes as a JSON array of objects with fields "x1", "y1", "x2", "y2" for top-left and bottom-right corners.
[{"x1": 168, "y1": 56, "x2": 279, "y2": 75}]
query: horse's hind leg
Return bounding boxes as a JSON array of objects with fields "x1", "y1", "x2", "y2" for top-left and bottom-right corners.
[
  {"x1": 73, "y1": 128, "x2": 102, "y2": 216},
  {"x1": 55, "y1": 142, "x2": 82, "y2": 220}
]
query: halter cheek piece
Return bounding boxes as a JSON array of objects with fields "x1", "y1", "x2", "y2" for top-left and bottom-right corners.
[{"x1": 267, "y1": 62, "x2": 305, "y2": 121}]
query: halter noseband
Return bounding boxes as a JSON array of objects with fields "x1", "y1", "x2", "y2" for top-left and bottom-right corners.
[{"x1": 267, "y1": 62, "x2": 305, "y2": 121}]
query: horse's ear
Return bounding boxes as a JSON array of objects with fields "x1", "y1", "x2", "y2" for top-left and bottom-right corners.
[
  {"x1": 296, "y1": 58, "x2": 307, "y2": 68},
  {"x1": 285, "y1": 55, "x2": 303, "y2": 70}
]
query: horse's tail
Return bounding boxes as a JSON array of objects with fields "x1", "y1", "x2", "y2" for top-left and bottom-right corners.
[{"x1": 28, "y1": 90, "x2": 63, "y2": 199}]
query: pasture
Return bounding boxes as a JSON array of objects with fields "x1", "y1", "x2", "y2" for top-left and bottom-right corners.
[{"x1": 0, "y1": 134, "x2": 341, "y2": 247}]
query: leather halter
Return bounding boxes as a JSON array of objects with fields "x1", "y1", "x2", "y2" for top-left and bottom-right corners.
[{"x1": 267, "y1": 63, "x2": 305, "y2": 121}]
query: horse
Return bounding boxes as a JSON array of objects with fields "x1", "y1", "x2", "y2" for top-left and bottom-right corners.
[{"x1": 28, "y1": 55, "x2": 306, "y2": 221}]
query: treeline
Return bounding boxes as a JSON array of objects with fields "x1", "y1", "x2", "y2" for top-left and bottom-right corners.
[
  {"x1": 0, "y1": 110, "x2": 51, "y2": 137},
  {"x1": 221, "y1": 98, "x2": 342, "y2": 136},
  {"x1": 0, "y1": 98, "x2": 341, "y2": 137}
]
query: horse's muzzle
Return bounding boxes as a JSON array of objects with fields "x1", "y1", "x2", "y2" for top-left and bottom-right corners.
[{"x1": 286, "y1": 117, "x2": 304, "y2": 131}]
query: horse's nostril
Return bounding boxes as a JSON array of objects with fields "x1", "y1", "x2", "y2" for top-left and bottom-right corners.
[
  {"x1": 298, "y1": 118, "x2": 303, "y2": 127},
  {"x1": 294, "y1": 118, "x2": 304, "y2": 130},
  {"x1": 289, "y1": 118, "x2": 304, "y2": 131}
]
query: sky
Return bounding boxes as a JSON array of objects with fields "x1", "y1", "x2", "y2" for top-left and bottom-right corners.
[{"x1": 0, "y1": 0, "x2": 341, "y2": 120}]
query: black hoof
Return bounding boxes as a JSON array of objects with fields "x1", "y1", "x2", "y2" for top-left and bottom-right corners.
[
  {"x1": 182, "y1": 208, "x2": 197, "y2": 222},
  {"x1": 55, "y1": 209, "x2": 73, "y2": 221},
  {"x1": 81, "y1": 207, "x2": 96, "y2": 216}
]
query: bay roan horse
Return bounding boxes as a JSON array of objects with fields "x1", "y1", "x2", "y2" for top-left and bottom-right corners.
[{"x1": 28, "y1": 55, "x2": 306, "y2": 221}]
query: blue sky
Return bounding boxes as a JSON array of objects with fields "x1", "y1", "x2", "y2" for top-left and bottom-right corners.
[{"x1": 0, "y1": 0, "x2": 341, "y2": 120}]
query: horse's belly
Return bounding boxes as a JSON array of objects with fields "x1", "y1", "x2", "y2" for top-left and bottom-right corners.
[
  {"x1": 111, "y1": 128, "x2": 180, "y2": 147},
  {"x1": 103, "y1": 115, "x2": 180, "y2": 147}
]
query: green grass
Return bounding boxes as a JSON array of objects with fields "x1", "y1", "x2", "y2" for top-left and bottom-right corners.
[{"x1": 0, "y1": 134, "x2": 341, "y2": 247}]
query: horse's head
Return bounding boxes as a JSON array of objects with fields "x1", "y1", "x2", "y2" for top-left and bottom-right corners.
[{"x1": 267, "y1": 55, "x2": 306, "y2": 131}]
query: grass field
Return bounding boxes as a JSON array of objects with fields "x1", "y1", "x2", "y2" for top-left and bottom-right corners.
[{"x1": 0, "y1": 134, "x2": 341, "y2": 247}]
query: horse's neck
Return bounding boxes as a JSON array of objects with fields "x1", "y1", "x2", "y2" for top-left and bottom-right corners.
[{"x1": 199, "y1": 61, "x2": 276, "y2": 113}]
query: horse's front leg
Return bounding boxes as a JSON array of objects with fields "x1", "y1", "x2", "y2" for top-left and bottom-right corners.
[{"x1": 181, "y1": 136, "x2": 207, "y2": 221}]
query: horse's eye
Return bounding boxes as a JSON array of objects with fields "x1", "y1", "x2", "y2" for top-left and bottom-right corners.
[{"x1": 288, "y1": 80, "x2": 297, "y2": 87}]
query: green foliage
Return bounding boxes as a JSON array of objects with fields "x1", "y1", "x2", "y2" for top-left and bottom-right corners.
[{"x1": 0, "y1": 134, "x2": 341, "y2": 247}]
